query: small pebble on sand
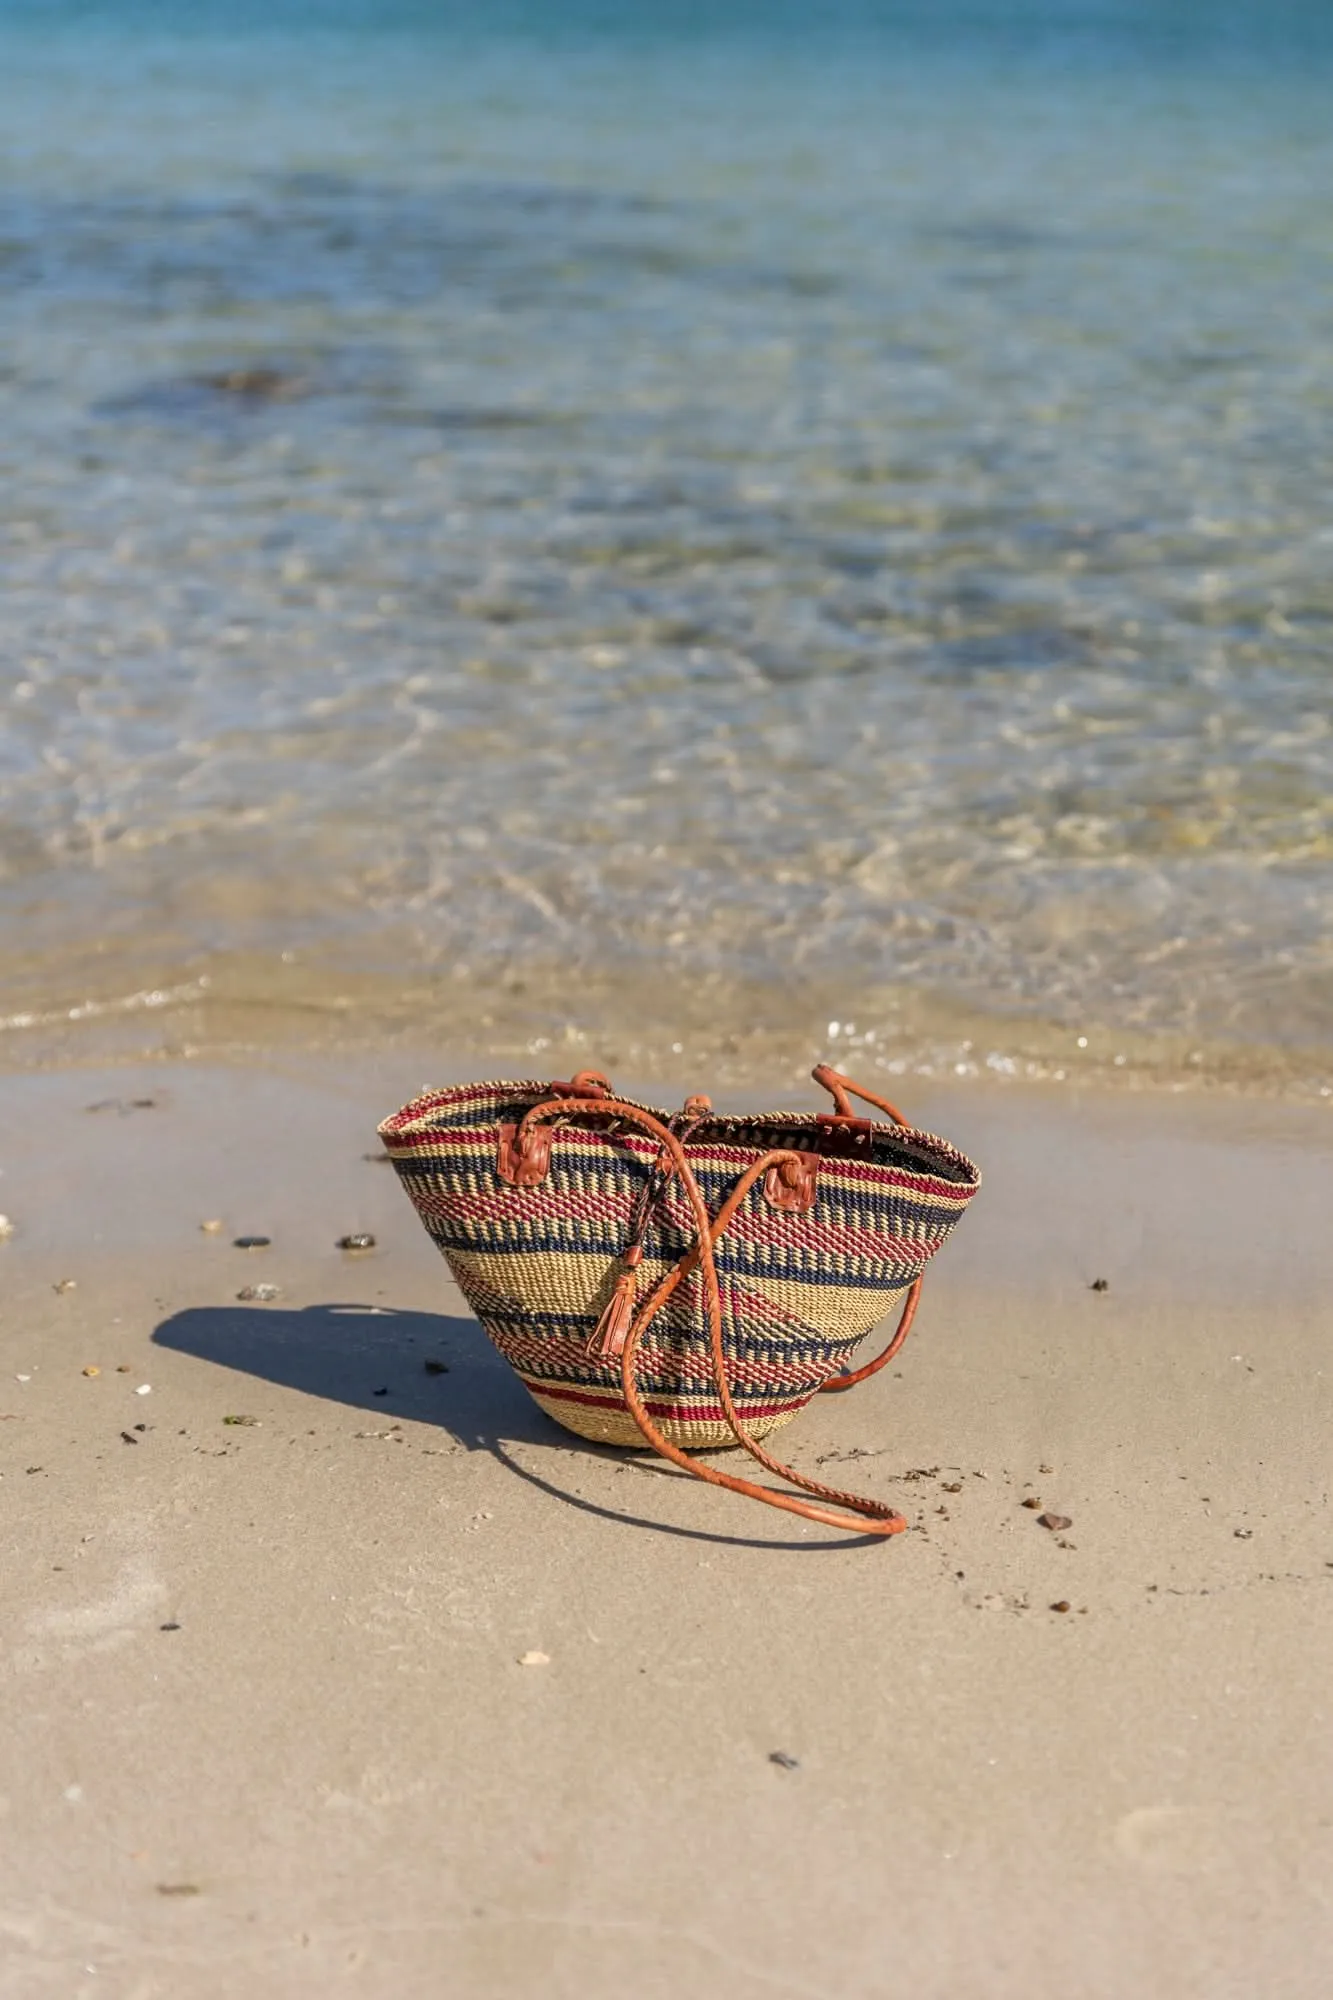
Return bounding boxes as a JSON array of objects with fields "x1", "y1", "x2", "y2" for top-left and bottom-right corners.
[
  {"x1": 0, "y1": 1215, "x2": 14, "y2": 1240},
  {"x1": 337, "y1": 1233, "x2": 376, "y2": 1252},
  {"x1": 1038, "y1": 1512, "x2": 1073, "y2": 1532},
  {"x1": 237, "y1": 1283, "x2": 280, "y2": 1302},
  {"x1": 768, "y1": 1751, "x2": 800, "y2": 1771},
  {"x1": 1050, "y1": 1601, "x2": 1071, "y2": 1613},
  {"x1": 82, "y1": 1366, "x2": 100, "y2": 1378},
  {"x1": 423, "y1": 1359, "x2": 450, "y2": 1376},
  {"x1": 1090, "y1": 1277, "x2": 1109, "y2": 1292},
  {"x1": 135, "y1": 1384, "x2": 152, "y2": 1396},
  {"x1": 53, "y1": 1279, "x2": 77, "y2": 1294},
  {"x1": 1021, "y1": 1496, "x2": 1042, "y2": 1509},
  {"x1": 233, "y1": 1235, "x2": 271, "y2": 1250},
  {"x1": 199, "y1": 1219, "x2": 224, "y2": 1234},
  {"x1": 518, "y1": 1650, "x2": 551, "y2": 1667}
]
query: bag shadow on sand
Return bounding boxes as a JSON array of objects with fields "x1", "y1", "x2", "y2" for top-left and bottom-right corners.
[
  {"x1": 151, "y1": 1301, "x2": 861, "y2": 1549},
  {"x1": 152, "y1": 1301, "x2": 548, "y2": 1450}
]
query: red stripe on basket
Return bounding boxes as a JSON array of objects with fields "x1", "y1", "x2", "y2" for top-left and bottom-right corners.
[
  {"x1": 382, "y1": 1124, "x2": 661, "y2": 1161},
  {"x1": 720, "y1": 1212, "x2": 948, "y2": 1263},
  {"x1": 409, "y1": 1187, "x2": 635, "y2": 1225},
  {"x1": 380, "y1": 1125, "x2": 493, "y2": 1151},
  {"x1": 496, "y1": 1331, "x2": 836, "y2": 1394},
  {"x1": 519, "y1": 1379, "x2": 802, "y2": 1423}
]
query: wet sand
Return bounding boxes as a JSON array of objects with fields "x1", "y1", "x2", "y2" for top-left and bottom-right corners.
[{"x1": 2, "y1": 1057, "x2": 1331, "y2": 1998}]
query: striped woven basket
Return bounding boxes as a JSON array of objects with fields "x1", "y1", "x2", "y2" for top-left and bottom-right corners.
[{"x1": 379, "y1": 1064, "x2": 980, "y2": 1536}]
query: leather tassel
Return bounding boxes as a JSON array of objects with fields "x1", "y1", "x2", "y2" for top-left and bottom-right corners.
[{"x1": 588, "y1": 1264, "x2": 639, "y2": 1360}]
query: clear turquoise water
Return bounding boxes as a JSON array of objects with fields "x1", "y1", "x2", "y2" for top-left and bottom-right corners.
[{"x1": 2, "y1": 4, "x2": 1331, "y2": 1088}]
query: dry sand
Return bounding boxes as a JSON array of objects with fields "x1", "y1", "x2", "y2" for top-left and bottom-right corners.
[{"x1": 2, "y1": 1057, "x2": 1331, "y2": 1998}]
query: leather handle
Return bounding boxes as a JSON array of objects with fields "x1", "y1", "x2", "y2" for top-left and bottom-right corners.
[
  {"x1": 519, "y1": 1088, "x2": 906, "y2": 1538},
  {"x1": 812, "y1": 1063, "x2": 910, "y2": 1128},
  {"x1": 618, "y1": 1144, "x2": 907, "y2": 1537},
  {"x1": 818, "y1": 1277, "x2": 921, "y2": 1392}
]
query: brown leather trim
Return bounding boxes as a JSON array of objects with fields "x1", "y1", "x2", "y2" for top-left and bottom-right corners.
[
  {"x1": 496, "y1": 1121, "x2": 553, "y2": 1187},
  {"x1": 515, "y1": 1087, "x2": 909, "y2": 1535},
  {"x1": 763, "y1": 1151, "x2": 819, "y2": 1212},
  {"x1": 549, "y1": 1071, "x2": 612, "y2": 1098},
  {"x1": 819, "y1": 1278, "x2": 921, "y2": 1393},
  {"x1": 812, "y1": 1064, "x2": 909, "y2": 1129},
  {"x1": 811, "y1": 1117, "x2": 879, "y2": 1159}
]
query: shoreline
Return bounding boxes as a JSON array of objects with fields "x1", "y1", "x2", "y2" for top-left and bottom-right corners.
[
  {"x1": 2, "y1": 956, "x2": 1331, "y2": 1109},
  {"x1": 3, "y1": 1055, "x2": 1331, "y2": 1993},
  {"x1": 4, "y1": 1048, "x2": 1333, "y2": 1285}
]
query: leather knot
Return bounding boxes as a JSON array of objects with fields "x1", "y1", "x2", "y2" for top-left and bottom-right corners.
[
  {"x1": 496, "y1": 1122, "x2": 553, "y2": 1187},
  {"x1": 763, "y1": 1151, "x2": 818, "y2": 1212}
]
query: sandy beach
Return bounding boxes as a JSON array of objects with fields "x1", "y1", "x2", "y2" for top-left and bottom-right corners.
[
  {"x1": 2, "y1": 1056, "x2": 1330, "y2": 1997},
  {"x1": 5, "y1": 5, "x2": 1332, "y2": 1991}
]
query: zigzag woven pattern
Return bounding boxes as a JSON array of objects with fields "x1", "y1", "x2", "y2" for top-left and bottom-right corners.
[{"x1": 380, "y1": 1078, "x2": 980, "y2": 1449}]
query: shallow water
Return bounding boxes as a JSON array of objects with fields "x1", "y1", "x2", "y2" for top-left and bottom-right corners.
[{"x1": 2, "y1": 3, "x2": 1331, "y2": 1093}]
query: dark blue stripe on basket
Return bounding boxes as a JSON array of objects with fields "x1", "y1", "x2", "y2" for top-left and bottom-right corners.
[
  {"x1": 388, "y1": 1129, "x2": 973, "y2": 1194},
  {"x1": 471, "y1": 1304, "x2": 867, "y2": 1365},
  {"x1": 421, "y1": 1218, "x2": 929, "y2": 1288}
]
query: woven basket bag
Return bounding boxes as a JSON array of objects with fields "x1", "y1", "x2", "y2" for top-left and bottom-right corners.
[{"x1": 379, "y1": 1064, "x2": 980, "y2": 1536}]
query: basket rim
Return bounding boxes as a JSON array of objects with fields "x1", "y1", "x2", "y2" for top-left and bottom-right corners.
[{"x1": 377, "y1": 1077, "x2": 980, "y2": 1191}]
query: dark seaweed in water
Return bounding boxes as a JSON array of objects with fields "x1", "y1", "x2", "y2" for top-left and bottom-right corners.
[{"x1": 197, "y1": 366, "x2": 310, "y2": 401}]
